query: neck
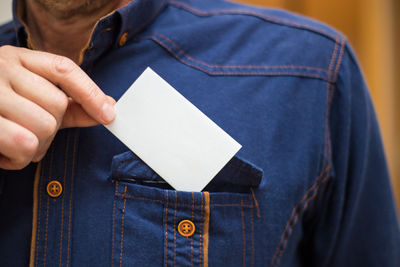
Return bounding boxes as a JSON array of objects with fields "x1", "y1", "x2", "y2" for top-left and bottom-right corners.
[{"x1": 25, "y1": 0, "x2": 130, "y2": 63}]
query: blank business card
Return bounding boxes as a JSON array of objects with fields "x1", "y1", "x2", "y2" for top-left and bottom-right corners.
[{"x1": 105, "y1": 67, "x2": 241, "y2": 192}]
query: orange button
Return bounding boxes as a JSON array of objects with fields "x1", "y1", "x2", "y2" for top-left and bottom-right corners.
[
  {"x1": 46, "y1": 181, "x2": 63, "y2": 198},
  {"x1": 118, "y1": 32, "x2": 129, "y2": 47},
  {"x1": 178, "y1": 220, "x2": 195, "y2": 237}
]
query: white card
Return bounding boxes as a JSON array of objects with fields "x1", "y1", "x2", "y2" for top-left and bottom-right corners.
[{"x1": 105, "y1": 67, "x2": 241, "y2": 191}]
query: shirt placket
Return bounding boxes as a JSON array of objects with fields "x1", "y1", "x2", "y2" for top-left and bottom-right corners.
[
  {"x1": 32, "y1": 129, "x2": 79, "y2": 267},
  {"x1": 164, "y1": 190, "x2": 210, "y2": 267}
]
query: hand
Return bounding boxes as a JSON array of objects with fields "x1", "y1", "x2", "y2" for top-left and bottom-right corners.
[{"x1": 0, "y1": 45, "x2": 116, "y2": 170}]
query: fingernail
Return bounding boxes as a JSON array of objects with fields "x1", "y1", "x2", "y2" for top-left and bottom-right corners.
[{"x1": 102, "y1": 102, "x2": 116, "y2": 123}]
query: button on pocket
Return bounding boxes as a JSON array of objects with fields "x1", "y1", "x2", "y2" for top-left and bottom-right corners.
[{"x1": 178, "y1": 220, "x2": 196, "y2": 237}]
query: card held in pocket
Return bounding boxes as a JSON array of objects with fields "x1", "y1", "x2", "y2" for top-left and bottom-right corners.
[{"x1": 105, "y1": 67, "x2": 241, "y2": 192}]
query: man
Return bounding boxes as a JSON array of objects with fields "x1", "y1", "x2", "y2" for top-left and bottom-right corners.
[{"x1": 0, "y1": 0, "x2": 399, "y2": 266}]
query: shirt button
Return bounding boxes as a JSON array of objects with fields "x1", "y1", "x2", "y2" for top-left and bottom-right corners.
[
  {"x1": 178, "y1": 220, "x2": 195, "y2": 237},
  {"x1": 46, "y1": 181, "x2": 63, "y2": 198},
  {"x1": 118, "y1": 32, "x2": 129, "y2": 47}
]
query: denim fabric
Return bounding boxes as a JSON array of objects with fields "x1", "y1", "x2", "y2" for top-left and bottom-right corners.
[{"x1": 0, "y1": 0, "x2": 399, "y2": 266}]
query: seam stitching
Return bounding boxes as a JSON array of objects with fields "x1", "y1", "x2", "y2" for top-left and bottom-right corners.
[
  {"x1": 150, "y1": 35, "x2": 331, "y2": 81},
  {"x1": 173, "y1": 191, "x2": 177, "y2": 267},
  {"x1": 271, "y1": 170, "x2": 331, "y2": 267},
  {"x1": 241, "y1": 200, "x2": 246, "y2": 267},
  {"x1": 191, "y1": 192, "x2": 194, "y2": 267},
  {"x1": 119, "y1": 186, "x2": 127, "y2": 267},
  {"x1": 199, "y1": 193, "x2": 204, "y2": 267},
  {"x1": 66, "y1": 129, "x2": 78, "y2": 267},
  {"x1": 35, "y1": 160, "x2": 45, "y2": 267},
  {"x1": 59, "y1": 131, "x2": 71, "y2": 267},
  {"x1": 43, "y1": 144, "x2": 55, "y2": 267},
  {"x1": 114, "y1": 192, "x2": 253, "y2": 207},
  {"x1": 111, "y1": 181, "x2": 118, "y2": 267},
  {"x1": 168, "y1": 0, "x2": 337, "y2": 41},
  {"x1": 154, "y1": 32, "x2": 330, "y2": 74},
  {"x1": 250, "y1": 188, "x2": 261, "y2": 218},
  {"x1": 164, "y1": 191, "x2": 169, "y2": 267},
  {"x1": 269, "y1": 36, "x2": 345, "y2": 267}
]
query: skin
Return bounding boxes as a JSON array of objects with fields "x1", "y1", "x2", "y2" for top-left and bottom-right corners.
[{"x1": 0, "y1": 0, "x2": 130, "y2": 170}]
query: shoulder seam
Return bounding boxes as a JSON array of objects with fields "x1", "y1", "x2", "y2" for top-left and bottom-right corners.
[
  {"x1": 168, "y1": 0, "x2": 340, "y2": 42},
  {"x1": 147, "y1": 32, "x2": 342, "y2": 82}
]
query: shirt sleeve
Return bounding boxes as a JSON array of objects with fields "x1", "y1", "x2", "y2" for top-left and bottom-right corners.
[{"x1": 309, "y1": 41, "x2": 400, "y2": 267}]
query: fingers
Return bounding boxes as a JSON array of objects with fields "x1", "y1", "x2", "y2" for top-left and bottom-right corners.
[
  {"x1": 0, "y1": 45, "x2": 116, "y2": 170},
  {"x1": 0, "y1": 91, "x2": 57, "y2": 142},
  {"x1": 14, "y1": 46, "x2": 116, "y2": 124},
  {"x1": 0, "y1": 116, "x2": 39, "y2": 170},
  {"x1": 9, "y1": 64, "x2": 69, "y2": 121}
]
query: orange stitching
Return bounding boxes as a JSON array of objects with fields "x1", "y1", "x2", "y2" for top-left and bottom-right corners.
[
  {"x1": 150, "y1": 36, "x2": 330, "y2": 81},
  {"x1": 168, "y1": 0, "x2": 337, "y2": 41},
  {"x1": 327, "y1": 35, "x2": 340, "y2": 82},
  {"x1": 321, "y1": 39, "x2": 346, "y2": 170},
  {"x1": 43, "y1": 143, "x2": 55, "y2": 267},
  {"x1": 173, "y1": 191, "x2": 178, "y2": 267},
  {"x1": 273, "y1": 171, "x2": 331, "y2": 267},
  {"x1": 66, "y1": 129, "x2": 78, "y2": 267},
  {"x1": 43, "y1": 197, "x2": 50, "y2": 267},
  {"x1": 115, "y1": 192, "x2": 253, "y2": 207},
  {"x1": 211, "y1": 203, "x2": 253, "y2": 207},
  {"x1": 203, "y1": 192, "x2": 210, "y2": 267},
  {"x1": 199, "y1": 192, "x2": 204, "y2": 267},
  {"x1": 154, "y1": 32, "x2": 330, "y2": 74},
  {"x1": 241, "y1": 200, "x2": 246, "y2": 267},
  {"x1": 115, "y1": 193, "x2": 164, "y2": 203},
  {"x1": 119, "y1": 186, "x2": 127, "y2": 267},
  {"x1": 250, "y1": 206, "x2": 255, "y2": 267},
  {"x1": 322, "y1": 35, "x2": 339, "y2": 172},
  {"x1": 191, "y1": 192, "x2": 194, "y2": 267},
  {"x1": 29, "y1": 163, "x2": 41, "y2": 267},
  {"x1": 333, "y1": 38, "x2": 346, "y2": 82},
  {"x1": 250, "y1": 188, "x2": 260, "y2": 219},
  {"x1": 59, "y1": 131, "x2": 71, "y2": 267},
  {"x1": 35, "y1": 160, "x2": 45, "y2": 267},
  {"x1": 164, "y1": 191, "x2": 169, "y2": 267},
  {"x1": 269, "y1": 36, "x2": 343, "y2": 267},
  {"x1": 111, "y1": 181, "x2": 119, "y2": 267},
  {"x1": 269, "y1": 167, "x2": 331, "y2": 267}
]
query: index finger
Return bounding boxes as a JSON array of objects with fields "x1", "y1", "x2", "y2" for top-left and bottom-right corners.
[{"x1": 15, "y1": 47, "x2": 115, "y2": 124}]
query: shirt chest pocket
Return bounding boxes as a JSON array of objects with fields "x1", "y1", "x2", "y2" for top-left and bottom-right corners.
[{"x1": 110, "y1": 151, "x2": 263, "y2": 267}]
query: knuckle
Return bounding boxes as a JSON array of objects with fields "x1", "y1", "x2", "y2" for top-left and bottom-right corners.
[
  {"x1": 32, "y1": 151, "x2": 46, "y2": 163},
  {"x1": 54, "y1": 91, "x2": 69, "y2": 113},
  {"x1": 80, "y1": 84, "x2": 100, "y2": 103},
  {"x1": 12, "y1": 131, "x2": 39, "y2": 163},
  {"x1": 42, "y1": 115, "x2": 58, "y2": 136},
  {"x1": 52, "y1": 55, "x2": 76, "y2": 76},
  {"x1": 11, "y1": 158, "x2": 30, "y2": 170}
]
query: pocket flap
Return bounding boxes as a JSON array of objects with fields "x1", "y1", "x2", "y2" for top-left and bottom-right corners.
[{"x1": 110, "y1": 151, "x2": 263, "y2": 192}]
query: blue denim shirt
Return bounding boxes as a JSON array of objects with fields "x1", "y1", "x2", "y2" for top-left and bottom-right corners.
[{"x1": 1, "y1": 0, "x2": 399, "y2": 266}]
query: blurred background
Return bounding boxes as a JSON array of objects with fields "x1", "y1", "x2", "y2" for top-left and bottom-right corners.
[{"x1": 0, "y1": 0, "x2": 399, "y2": 212}]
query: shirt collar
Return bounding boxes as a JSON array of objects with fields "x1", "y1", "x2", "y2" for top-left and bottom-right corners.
[{"x1": 12, "y1": 0, "x2": 167, "y2": 64}]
